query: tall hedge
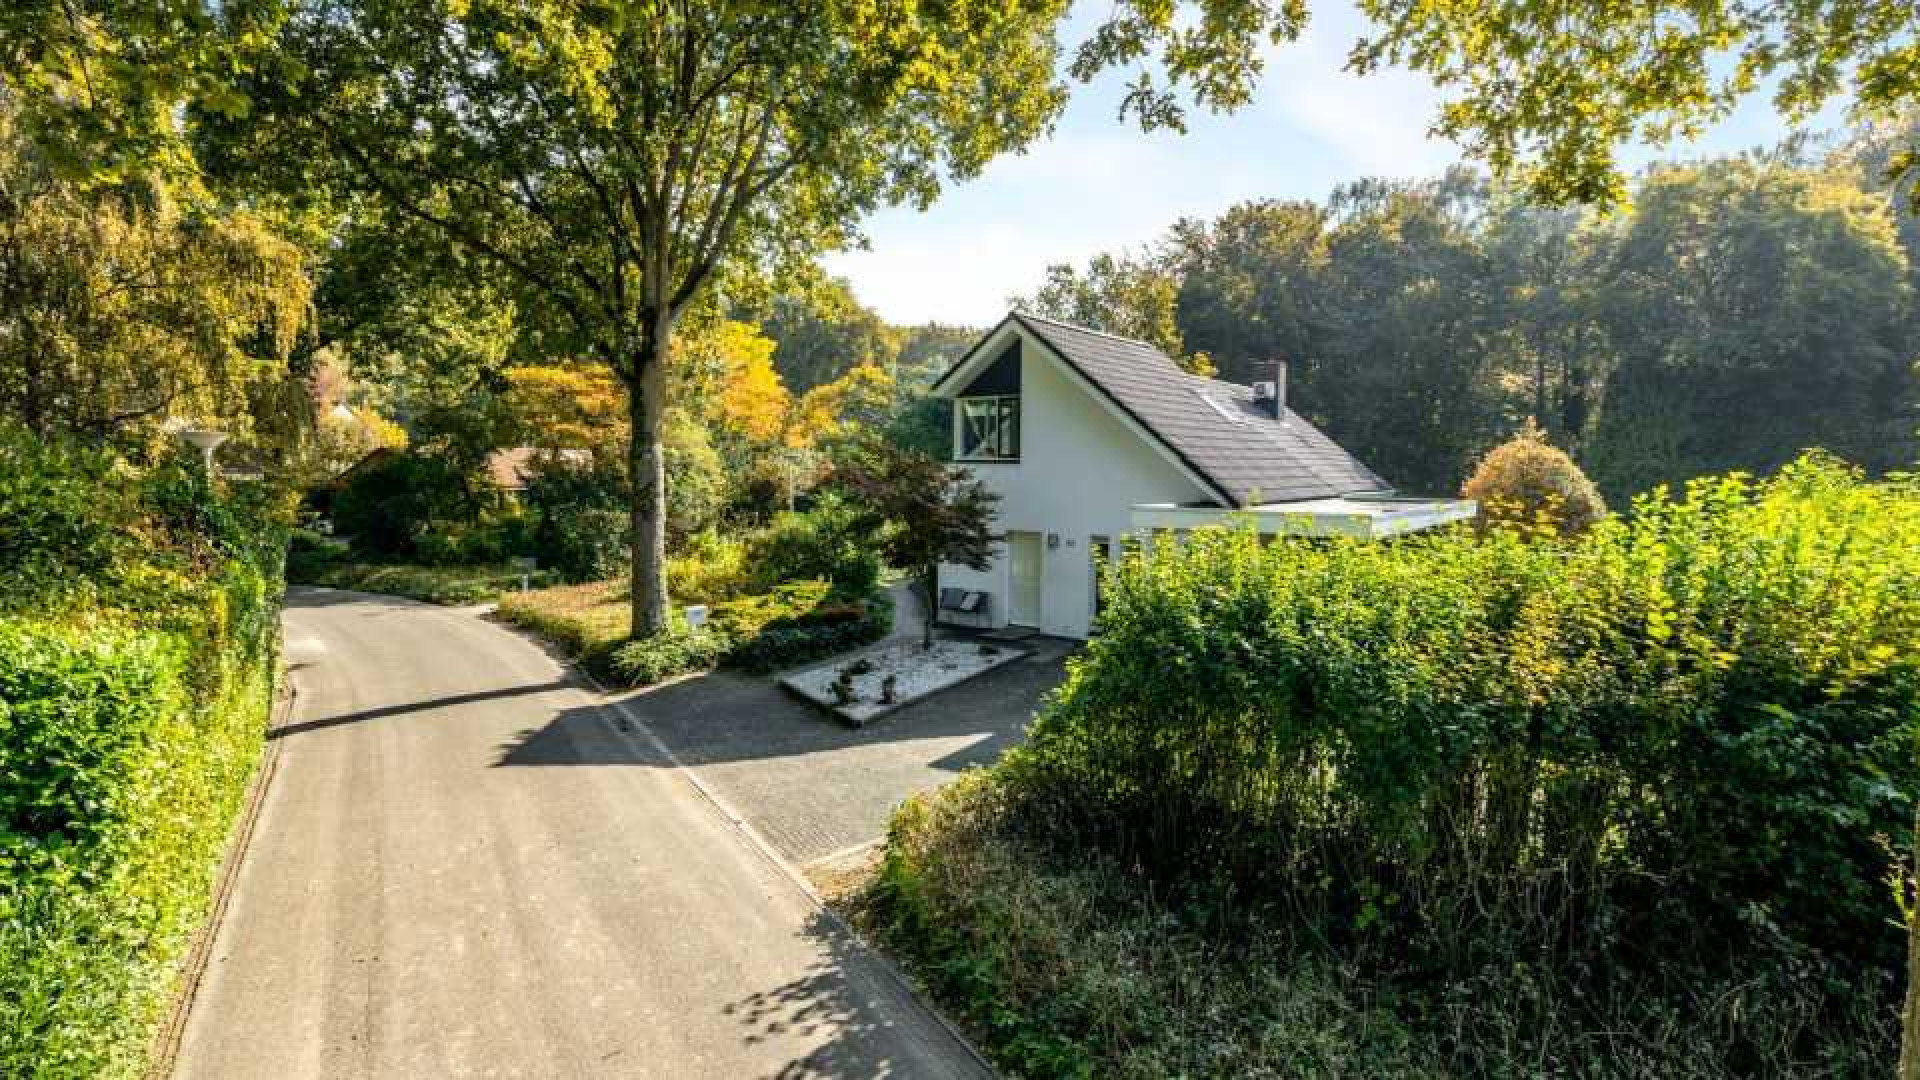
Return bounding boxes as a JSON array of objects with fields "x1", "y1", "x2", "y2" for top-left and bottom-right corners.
[
  {"x1": 1003, "y1": 453, "x2": 1919, "y2": 1065},
  {"x1": 0, "y1": 426, "x2": 288, "y2": 1077}
]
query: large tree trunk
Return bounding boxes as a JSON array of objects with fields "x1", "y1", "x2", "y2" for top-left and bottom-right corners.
[{"x1": 628, "y1": 315, "x2": 672, "y2": 638}]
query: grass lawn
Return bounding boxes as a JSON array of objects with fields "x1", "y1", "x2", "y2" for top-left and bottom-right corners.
[{"x1": 494, "y1": 578, "x2": 635, "y2": 661}]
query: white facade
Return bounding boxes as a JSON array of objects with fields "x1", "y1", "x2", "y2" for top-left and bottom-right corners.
[
  {"x1": 935, "y1": 322, "x2": 1214, "y2": 638},
  {"x1": 933, "y1": 317, "x2": 1476, "y2": 640}
]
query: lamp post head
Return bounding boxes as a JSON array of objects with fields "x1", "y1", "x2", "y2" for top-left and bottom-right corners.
[{"x1": 176, "y1": 428, "x2": 229, "y2": 473}]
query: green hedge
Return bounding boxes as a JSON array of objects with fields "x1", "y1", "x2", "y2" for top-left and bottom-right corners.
[
  {"x1": 873, "y1": 454, "x2": 1918, "y2": 1074},
  {"x1": 0, "y1": 428, "x2": 288, "y2": 1077}
]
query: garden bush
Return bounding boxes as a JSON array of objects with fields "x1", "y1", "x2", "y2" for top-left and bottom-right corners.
[
  {"x1": 0, "y1": 431, "x2": 288, "y2": 1077},
  {"x1": 606, "y1": 628, "x2": 731, "y2": 685},
  {"x1": 0, "y1": 424, "x2": 127, "y2": 604},
  {"x1": 725, "y1": 591, "x2": 893, "y2": 674},
  {"x1": 743, "y1": 497, "x2": 882, "y2": 596},
  {"x1": 1461, "y1": 418, "x2": 1608, "y2": 535},
  {"x1": 331, "y1": 451, "x2": 481, "y2": 558},
  {"x1": 870, "y1": 454, "x2": 1918, "y2": 1075},
  {"x1": 521, "y1": 457, "x2": 630, "y2": 583},
  {"x1": 666, "y1": 529, "x2": 749, "y2": 605}
]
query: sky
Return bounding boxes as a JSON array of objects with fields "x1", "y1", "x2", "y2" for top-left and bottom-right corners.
[{"x1": 820, "y1": 2, "x2": 1851, "y2": 327}]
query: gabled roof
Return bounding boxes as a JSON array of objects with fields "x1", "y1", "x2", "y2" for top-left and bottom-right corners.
[
  {"x1": 935, "y1": 312, "x2": 1391, "y2": 507},
  {"x1": 485, "y1": 447, "x2": 591, "y2": 491}
]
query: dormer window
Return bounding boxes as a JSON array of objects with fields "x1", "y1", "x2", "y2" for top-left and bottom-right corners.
[{"x1": 958, "y1": 396, "x2": 1020, "y2": 461}]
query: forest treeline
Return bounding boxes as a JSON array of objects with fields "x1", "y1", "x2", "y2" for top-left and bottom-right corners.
[{"x1": 1016, "y1": 133, "x2": 1920, "y2": 501}]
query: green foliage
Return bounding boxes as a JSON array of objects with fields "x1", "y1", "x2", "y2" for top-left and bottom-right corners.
[
  {"x1": 0, "y1": 428, "x2": 287, "y2": 1076},
  {"x1": 0, "y1": 111, "x2": 313, "y2": 450},
  {"x1": 0, "y1": 1, "x2": 285, "y2": 180},
  {"x1": 875, "y1": 454, "x2": 1918, "y2": 1073},
  {"x1": 1582, "y1": 158, "x2": 1917, "y2": 499},
  {"x1": 723, "y1": 591, "x2": 894, "y2": 675},
  {"x1": 1097, "y1": 156, "x2": 1920, "y2": 498},
  {"x1": 757, "y1": 277, "x2": 902, "y2": 393},
  {"x1": 606, "y1": 622, "x2": 733, "y2": 680},
  {"x1": 743, "y1": 498, "x2": 882, "y2": 596},
  {"x1": 666, "y1": 531, "x2": 750, "y2": 607},
  {"x1": 521, "y1": 459, "x2": 630, "y2": 584},
  {"x1": 1350, "y1": 0, "x2": 1920, "y2": 206},
  {"x1": 878, "y1": 394, "x2": 951, "y2": 459},
  {"x1": 0, "y1": 424, "x2": 126, "y2": 603},
  {"x1": 1461, "y1": 419, "x2": 1607, "y2": 535},
  {"x1": 606, "y1": 628, "x2": 730, "y2": 686},
  {"x1": 837, "y1": 440, "x2": 997, "y2": 647},
  {"x1": 330, "y1": 452, "x2": 484, "y2": 559},
  {"x1": 869, "y1": 767, "x2": 1893, "y2": 1079}
]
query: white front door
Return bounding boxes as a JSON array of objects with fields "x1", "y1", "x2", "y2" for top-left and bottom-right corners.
[{"x1": 1008, "y1": 531, "x2": 1043, "y2": 626}]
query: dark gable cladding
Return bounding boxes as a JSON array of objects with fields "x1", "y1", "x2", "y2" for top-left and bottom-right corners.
[{"x1": 1009, "y1": 312, "x2": 1391, "y2": 507}]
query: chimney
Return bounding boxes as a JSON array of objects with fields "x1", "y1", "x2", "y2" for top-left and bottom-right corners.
[{"x1": 1273, "y1": 357, "x2": 1288, "y2": 420}]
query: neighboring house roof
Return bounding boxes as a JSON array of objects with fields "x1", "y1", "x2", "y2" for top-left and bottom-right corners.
[
  {"x1": 327, "y1": 445, "x2": 398, "y2": 488},
  {"x1": 935, "y1": 312, "x2": 1391, "y2": 508},
  {"x1": 485, "y1": 447, "x2": 591, "y2": 491}
]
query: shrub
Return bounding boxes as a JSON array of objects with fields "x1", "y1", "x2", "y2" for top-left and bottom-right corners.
[
  {"x1": 880, "y1": 454, "x2": 1917, "y2": 1073},
  {"x1": 743, "y1": 497, "x2": 882, "y2": 596},
  {"x1": 725, "y1": 591, "x2": 893, "y2": 674},
  {"x1": 284, "y1": 527, "x2": 350, "y2": 581},
  {"x1": 663, "y1": 408, "x2": 728, "y2": 542},
  {"x1": 494, "y1": 579, "x2": 633, "y2": 658},
  {"x1": 667, "y1": 529, "x2": 749, "y2": 605},
  {"x1": 607, "y1": 628, "x2": 730, "y2": 685},
  {"x1": 0, "y1": 422, "x2": 128, "y2": 606},
  {"x1": 0, "y1": 442, "x2": 287, "y2": 1076},
  {"x1": 500, "y1": 575, "x2": 894, "y2": 685},
  {"x1": 331, "y1": 452, "x2": 479, "y2": 557},
  {"x1": 1461, "y1": 418, "x2": 1607, "y2": 535},
  {"x1": 292, "y1": 558, "x2": 555, "y2": 605},
  {"x1": 521, "y1": 458, "x2": 630, "y2": 583}
]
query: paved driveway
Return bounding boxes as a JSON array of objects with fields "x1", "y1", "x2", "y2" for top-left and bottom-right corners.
[
  {"x1": 605, "y1": 639, "x2": 1072, "y2": 869},
  {"x1": 174, "y1": 589, "x2": 988, "y2": 1079}
]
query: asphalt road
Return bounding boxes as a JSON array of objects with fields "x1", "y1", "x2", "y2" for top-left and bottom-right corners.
[{"x1": 173, "y1": 588, "x2": 987, "y2": 1080}]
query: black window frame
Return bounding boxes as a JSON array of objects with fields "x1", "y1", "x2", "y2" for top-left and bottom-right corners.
[{"x1": 956, "y1": 395, "x2": 1020, "y2": 461}]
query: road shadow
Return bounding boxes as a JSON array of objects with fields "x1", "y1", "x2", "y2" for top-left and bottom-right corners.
[
  {"x1": 490, "y1": 649, "x2": 1065, "y2": 773},
  {"x1": 722, "y1": 909, "x2": 983, "y2": 1079},
  {"x1": 492, "y1": 696, "x2": 678, "y2": 768},
  {"x1": 275, "y1": 679, "x2": 571, "y2": 740}
]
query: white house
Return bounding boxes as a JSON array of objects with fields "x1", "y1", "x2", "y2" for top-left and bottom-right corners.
[{"x1": 932, "y1": 312, "x2": 1475, "y2": 639}]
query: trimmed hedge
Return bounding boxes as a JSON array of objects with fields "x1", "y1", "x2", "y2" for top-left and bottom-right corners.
[
  {"x1": 0, "y1": 429, "x2": 288, "y2": 1077},
  {"x1": 869, "y1": 454, "x2": 1919, "y2": 1075}
]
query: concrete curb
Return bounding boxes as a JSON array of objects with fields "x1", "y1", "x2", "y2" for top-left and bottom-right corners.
[
  {"x1": 512, "y1": 625, "x2": 1001, "y2": 1078},
  {"x1": 145, "y1": 671, "x2": 296, "y2": 1080}
]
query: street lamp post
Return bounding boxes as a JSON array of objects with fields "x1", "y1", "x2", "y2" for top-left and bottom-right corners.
[{"x1": 177, "y1": 428, "x2": 229, "y2": 475}]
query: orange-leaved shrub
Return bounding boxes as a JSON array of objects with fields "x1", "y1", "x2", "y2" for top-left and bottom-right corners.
[{"x1": 1462, "y1": 418, "x2": 1607, "y2": 535}]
